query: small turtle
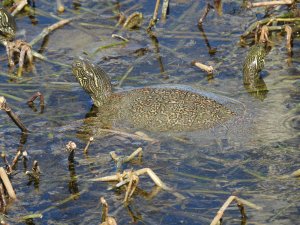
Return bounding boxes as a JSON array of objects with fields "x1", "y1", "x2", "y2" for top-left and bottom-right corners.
[
  {"x1": 0, "y1": 7, "x2": 16, "y2": 41},
  {"x1": 243, "y1": 44, "x2": 267, "y2": 86},
  {"x1": 242, "y1": 44, "x2": 268, "y2": 100},
  {"x1": 72, "y1": 59, "x2": 239, "y2": 132}
]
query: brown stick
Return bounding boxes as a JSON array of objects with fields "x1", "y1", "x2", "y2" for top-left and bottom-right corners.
[
  {"x1": 27, "y1": 91, "x2": 45, "y2": 113},
  {"x1": 11, "y1": 150, "x2": 22, "y2": 169},
  {"x1": 0, "y1": 167, "x2": 16, "y2": 199},
  {"x1": 214, "y1": 0, "x2": 223, "y2": 16},
  {"x1": 285, "y1": 25, "x2": 293, "y2": 54},
  {"x1": 0, "y1": 184, "x2": 7, "y2": 208},
  {"x1": 198, "y1": 3, "x2": 213, "y2": 26},
  {"x1": 259, "y1": 25, "x2": 270, "y2": 43},
  {"x1": 247, "y1": 0, "x2": 294, "y2": 8},
  {"x1": 27, "y1": 91, "x2": 44, "y2": 106},
  {"x1": 0, "y1": 96, "x2": 28, "y2": 133}
]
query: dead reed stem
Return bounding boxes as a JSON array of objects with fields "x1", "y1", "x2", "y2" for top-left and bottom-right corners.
[
  {"x1": 192, "y1": 61, "x2": 214, "y2": 74},
  {"x1": 0, "y1": 96, "x2": 28, "y2": 133},
  {"x1": 56, "y1": 0, "x2": 65, "y2": 12},
  {"x1": 247, "y1": 0, "x2": 294, "y2": 8},
  {"x1": 210, "y1": 195, "x2": 261, "y2": 225},
  {"x1": 11, "y1": 0, "x2": 28, "y2": 16},
  {"x1": 147, "y1": 0, "x2": 160, "y2": 31},
  {"x1": 0, "y1": 167, "x2": 16, "y2": 199},
  {"x1": 161, "y1": 0, "x2": 169, "y2": 20}
]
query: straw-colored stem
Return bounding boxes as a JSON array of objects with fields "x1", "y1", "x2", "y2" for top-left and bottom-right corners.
[
  {"x1": 83, "y1": 137, "x2": 94, "y2": 154},
  {"x1": 248, "y1": 0, "x2": 294, "y2": 8},
  {"x1": 135, "y1": 168, "x2": 170, "y2": 191},
  {"x1": 56, "y1": 0, "x2": 65, "y2": 12},
  {"x1": 11, "y1": 0, "x2": 28, "y2": 16},
  {"x1": 210, "y1": 195, "x2": 236, "y2": 225},
  {"x1": 161, "y1": 0, "x2": 169, "y2": 20},
  {"x1": 192, "y1": 61, "x2": 214, "y2": 74},
  {"x1": 0, "y1": 167, "x2": 16, "y2": 199},
  {"x1": 210, "y1": 195, "x2": 261, "y2": 225},
  {"x1": 90, "y1": 174, "x2": 120, "y2": 182},
  {"x1": 147, "y1": 0, "x2": 160, "y2": 30}
]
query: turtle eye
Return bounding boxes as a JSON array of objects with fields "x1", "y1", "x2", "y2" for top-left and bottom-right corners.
[{"x1": 75, "y1": 61, "x2": 82, "y2": 68}]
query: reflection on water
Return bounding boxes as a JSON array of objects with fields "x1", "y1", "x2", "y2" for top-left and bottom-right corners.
[
  {"x1": 0, "y1": 0, "x2": 299, "y2": 224},
  {"x1": 243, "y1": 74, "x2": 268, "y2": 101}
]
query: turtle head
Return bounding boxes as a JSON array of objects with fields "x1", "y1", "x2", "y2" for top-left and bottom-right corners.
[
  {"x1": 72, "y1": 58, "x2": 112, "y2": 107},
  {"x1": 0, "y1": 8, "x2": 17, "y2": 41}
]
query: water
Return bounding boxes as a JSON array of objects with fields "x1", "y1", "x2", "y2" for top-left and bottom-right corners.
[{"x1": 0, "y1": 1, "x2": 299, "y2": 224}]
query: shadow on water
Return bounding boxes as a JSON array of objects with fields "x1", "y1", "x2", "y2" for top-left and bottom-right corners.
[{"x1": 0, "y1": 0, "x2": 299, "y2": 224}]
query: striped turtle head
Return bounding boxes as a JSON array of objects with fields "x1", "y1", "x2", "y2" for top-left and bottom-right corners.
[
  {"x1": 0, "y1": 8, "x2": 16, "y2": 41},
  {"x1": 72, "y1": 59, "x2": 112, "y2": 107}
]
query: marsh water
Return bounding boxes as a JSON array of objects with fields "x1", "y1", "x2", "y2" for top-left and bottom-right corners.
[{"x1": 0, "y1": 1, "x2": 299, "y2": 224}]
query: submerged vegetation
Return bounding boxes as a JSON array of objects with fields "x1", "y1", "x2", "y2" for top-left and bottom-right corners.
[{"x1": 0, "y1": 0, "x2": 299, "y2": 224}]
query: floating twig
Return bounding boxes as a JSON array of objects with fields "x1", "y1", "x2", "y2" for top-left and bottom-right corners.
[
  {"x1": 0, "y1": 167, "x2": 16, "y2": 199},
  {"x1": 83, "y1": 137, "x2": 94, "y2": 154},
  {"x1": 0, "y1": 96, "x2": 28, "y2": 133},
  {"x1": 198, "y1": 3, "x2": 213, "y2": 26},
  {"x1": 11, "y1": 0, "x2": 28, "y2": 16},
  {"x1": 100, "y1": 197, "x2": 117, "y2": 225},
  {"x1": 192, "y1": 61, "x2": 214, "y2": 74},
  {"x1": 247, "y1": 0, "x2": 294, "y2": 8},
  {"x1": 111, "y1": 34, "x2": 129, "y2": 42},
  {"x1": 210, "y1": 195, "x2": 262, "y2": 225}
]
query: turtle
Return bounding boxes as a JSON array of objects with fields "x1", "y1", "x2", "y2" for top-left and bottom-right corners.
[
  {"x1": 72, "y1": 59, "x2": 240, "y2": 132},
  {"x1": 243, "y1": 44, "x2": 268, "y2": 100}
]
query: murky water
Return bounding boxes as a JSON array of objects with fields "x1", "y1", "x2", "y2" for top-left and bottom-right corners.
[{"x1": 0, "y1": 1, "x2": 299, "y2": 224}]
